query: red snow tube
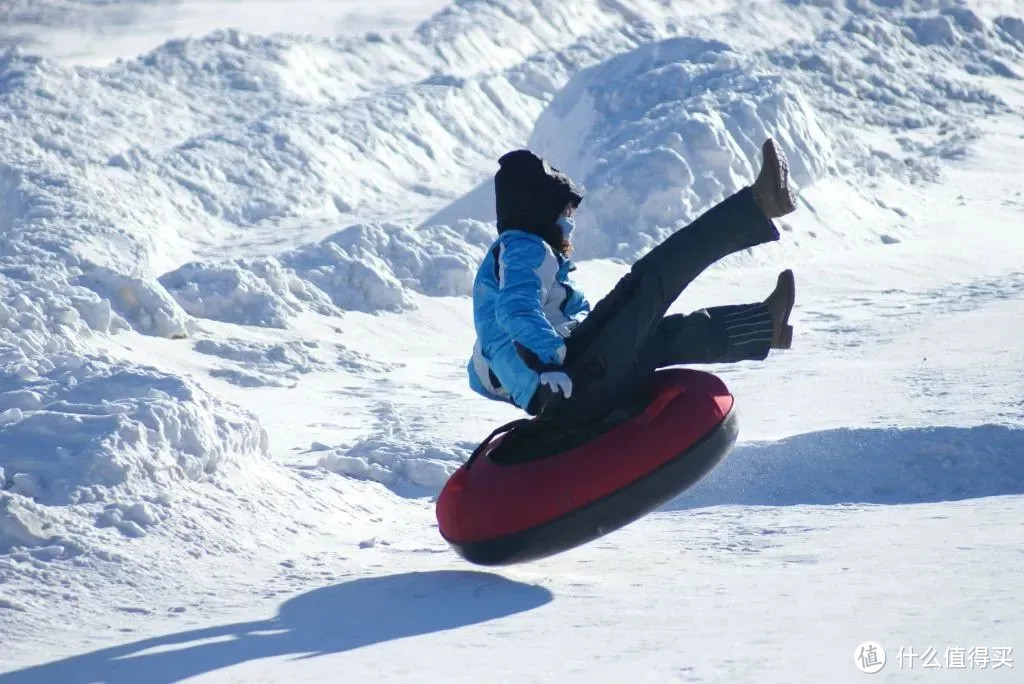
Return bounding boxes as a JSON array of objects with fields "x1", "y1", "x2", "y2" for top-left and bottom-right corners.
[{"x1": 436, "y1": 368, "x2": 738, "y2": 565}]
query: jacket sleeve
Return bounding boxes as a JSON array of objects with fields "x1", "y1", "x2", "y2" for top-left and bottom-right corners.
[
  {"x1": 561, "y1": 280, "x2": 591, "y2": 322},
  {"x1": 494, "y1": 237, "x2": 566, "y2": 366}
]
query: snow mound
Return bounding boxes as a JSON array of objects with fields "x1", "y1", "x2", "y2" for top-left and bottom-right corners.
[
  {"x1": 773, "y1": 6, "x2": 1018, "y2": 143},
  {"x1": 280, "y1": 221, "x2": 491, "y2": 313},
  {"x1": 317, "y1": 403, "x2": 472, "y2": 495},
  {"x1": 159, "y1": 258, "x2": 338, "y2": 328},
  {"x1": 163, "y1": 220, "x2": 493, "y2": 323},
  {"x1": 432, "y1": 4, "x2": 1022, "y2": 258},
  {"x1": 0, "y1": 14, "x2": 574, "y2": 279},
  {"x1": 667, "y1": 424, "x2": 1024, "y2": 509},
  {"x1": 0, "y1": 0, "x2": 820, "y2": 305},
  {"x1": 194, "y1": 337, "x2": 332, "y2": 387},
  {"x1": 529, "y1": 37, "x2": 836, "y2": 259},
  {"x1": 0, "y1": 266, "x2": 270, "y2": 554},
  {"x1": 319, "y1": 438, "x2": 462, "y2": 495},
  {"x1": 0, "y1": 357, "x2": 269, "y2": 502},
  {"x1": 0, "y1": 355, "x2": 268, "y2": 551},
  {"x1": 76, "y1": 267, "x2": 190, "y2": 339}
]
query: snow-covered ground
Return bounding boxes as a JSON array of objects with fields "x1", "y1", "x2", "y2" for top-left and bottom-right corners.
[{"x1": 1, "y1": 0, "x2": 1022, "y2": 681}]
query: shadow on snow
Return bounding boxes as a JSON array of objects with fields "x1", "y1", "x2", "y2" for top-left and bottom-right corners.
[
  {"x1": 664, "y1": 424, "x2": 1024, "y2": 510},
  {"x1": 1, "y1": 570, "x2": 552, "y2": 684}
]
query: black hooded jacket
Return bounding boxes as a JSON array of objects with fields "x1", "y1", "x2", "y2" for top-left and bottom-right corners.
[{"x1": 494, "y1": 150, "x2": 584, "y2": 254}]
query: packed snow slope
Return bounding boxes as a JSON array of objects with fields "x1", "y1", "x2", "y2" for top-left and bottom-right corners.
[{"x1": 0, "y1": 0, "x2": 1023, "y2": 680}]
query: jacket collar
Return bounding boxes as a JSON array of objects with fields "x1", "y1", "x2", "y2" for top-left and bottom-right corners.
[{"x1": 498, "y1": 229, "x2": 577, "y2": 271}]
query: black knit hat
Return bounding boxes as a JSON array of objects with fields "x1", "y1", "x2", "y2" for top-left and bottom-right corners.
[{"x1": 494, "y1": 150, "x2": 583, "y2": 249}]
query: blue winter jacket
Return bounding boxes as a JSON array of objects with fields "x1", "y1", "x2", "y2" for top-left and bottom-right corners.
[{"x1": 467, "y1": 230, "x2": 590, "y2": 410}]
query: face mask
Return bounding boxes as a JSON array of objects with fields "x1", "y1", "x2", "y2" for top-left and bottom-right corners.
[{"x1": 555, "y1": 216, "x2": 575, "y2": 240}]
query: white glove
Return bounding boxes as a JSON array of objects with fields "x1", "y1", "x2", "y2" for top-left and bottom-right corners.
[{"x1": 539, "y1": 371, "x2": 573, "y2": 399}]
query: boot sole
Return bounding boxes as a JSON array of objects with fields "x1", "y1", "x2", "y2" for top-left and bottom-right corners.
[
  {"x1": 762, "y1": 139, "x2": 797, "y2": 216},
  {"x1": 769, "y1": 269, "x2": 796, "y2": 349},
  {"x1": 776, "y1": 269, "x2": 796, "y2": 327},
  {"x1": 778, "y1": 325, "x2": 793, "y2": 350}
]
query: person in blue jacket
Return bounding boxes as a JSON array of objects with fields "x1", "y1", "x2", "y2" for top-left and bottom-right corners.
[{"x1": 467, "y1": 138, "x2": 797, "y2": 428}]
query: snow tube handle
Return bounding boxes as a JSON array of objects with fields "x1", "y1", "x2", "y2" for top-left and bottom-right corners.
[
  {"x1": 464, "y1": 418, "x2": 533, "y2": 470},
  {"x1": 639, "y1": 385, "x2": 685, "y2": 423},
  {"x1": 465, "y1": 387, "x2": 684, "y2": 471}
]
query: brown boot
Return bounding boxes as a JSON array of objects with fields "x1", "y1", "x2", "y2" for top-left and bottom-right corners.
[
  {"x1": 764, "y1": 269, "x2": 795, "y2": 349},
  {"x1": 752, "y1": 138, "x2": 797, "y2": 219}
]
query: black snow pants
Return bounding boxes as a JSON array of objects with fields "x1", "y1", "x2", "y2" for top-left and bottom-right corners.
[{"x1": 527, "y1": 186, "x2": 780, "y2": 426}]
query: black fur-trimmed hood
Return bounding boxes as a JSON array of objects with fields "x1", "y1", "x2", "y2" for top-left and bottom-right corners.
[{"x1": 494, "y1": 150, "x2": 583, "y2": 250}]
